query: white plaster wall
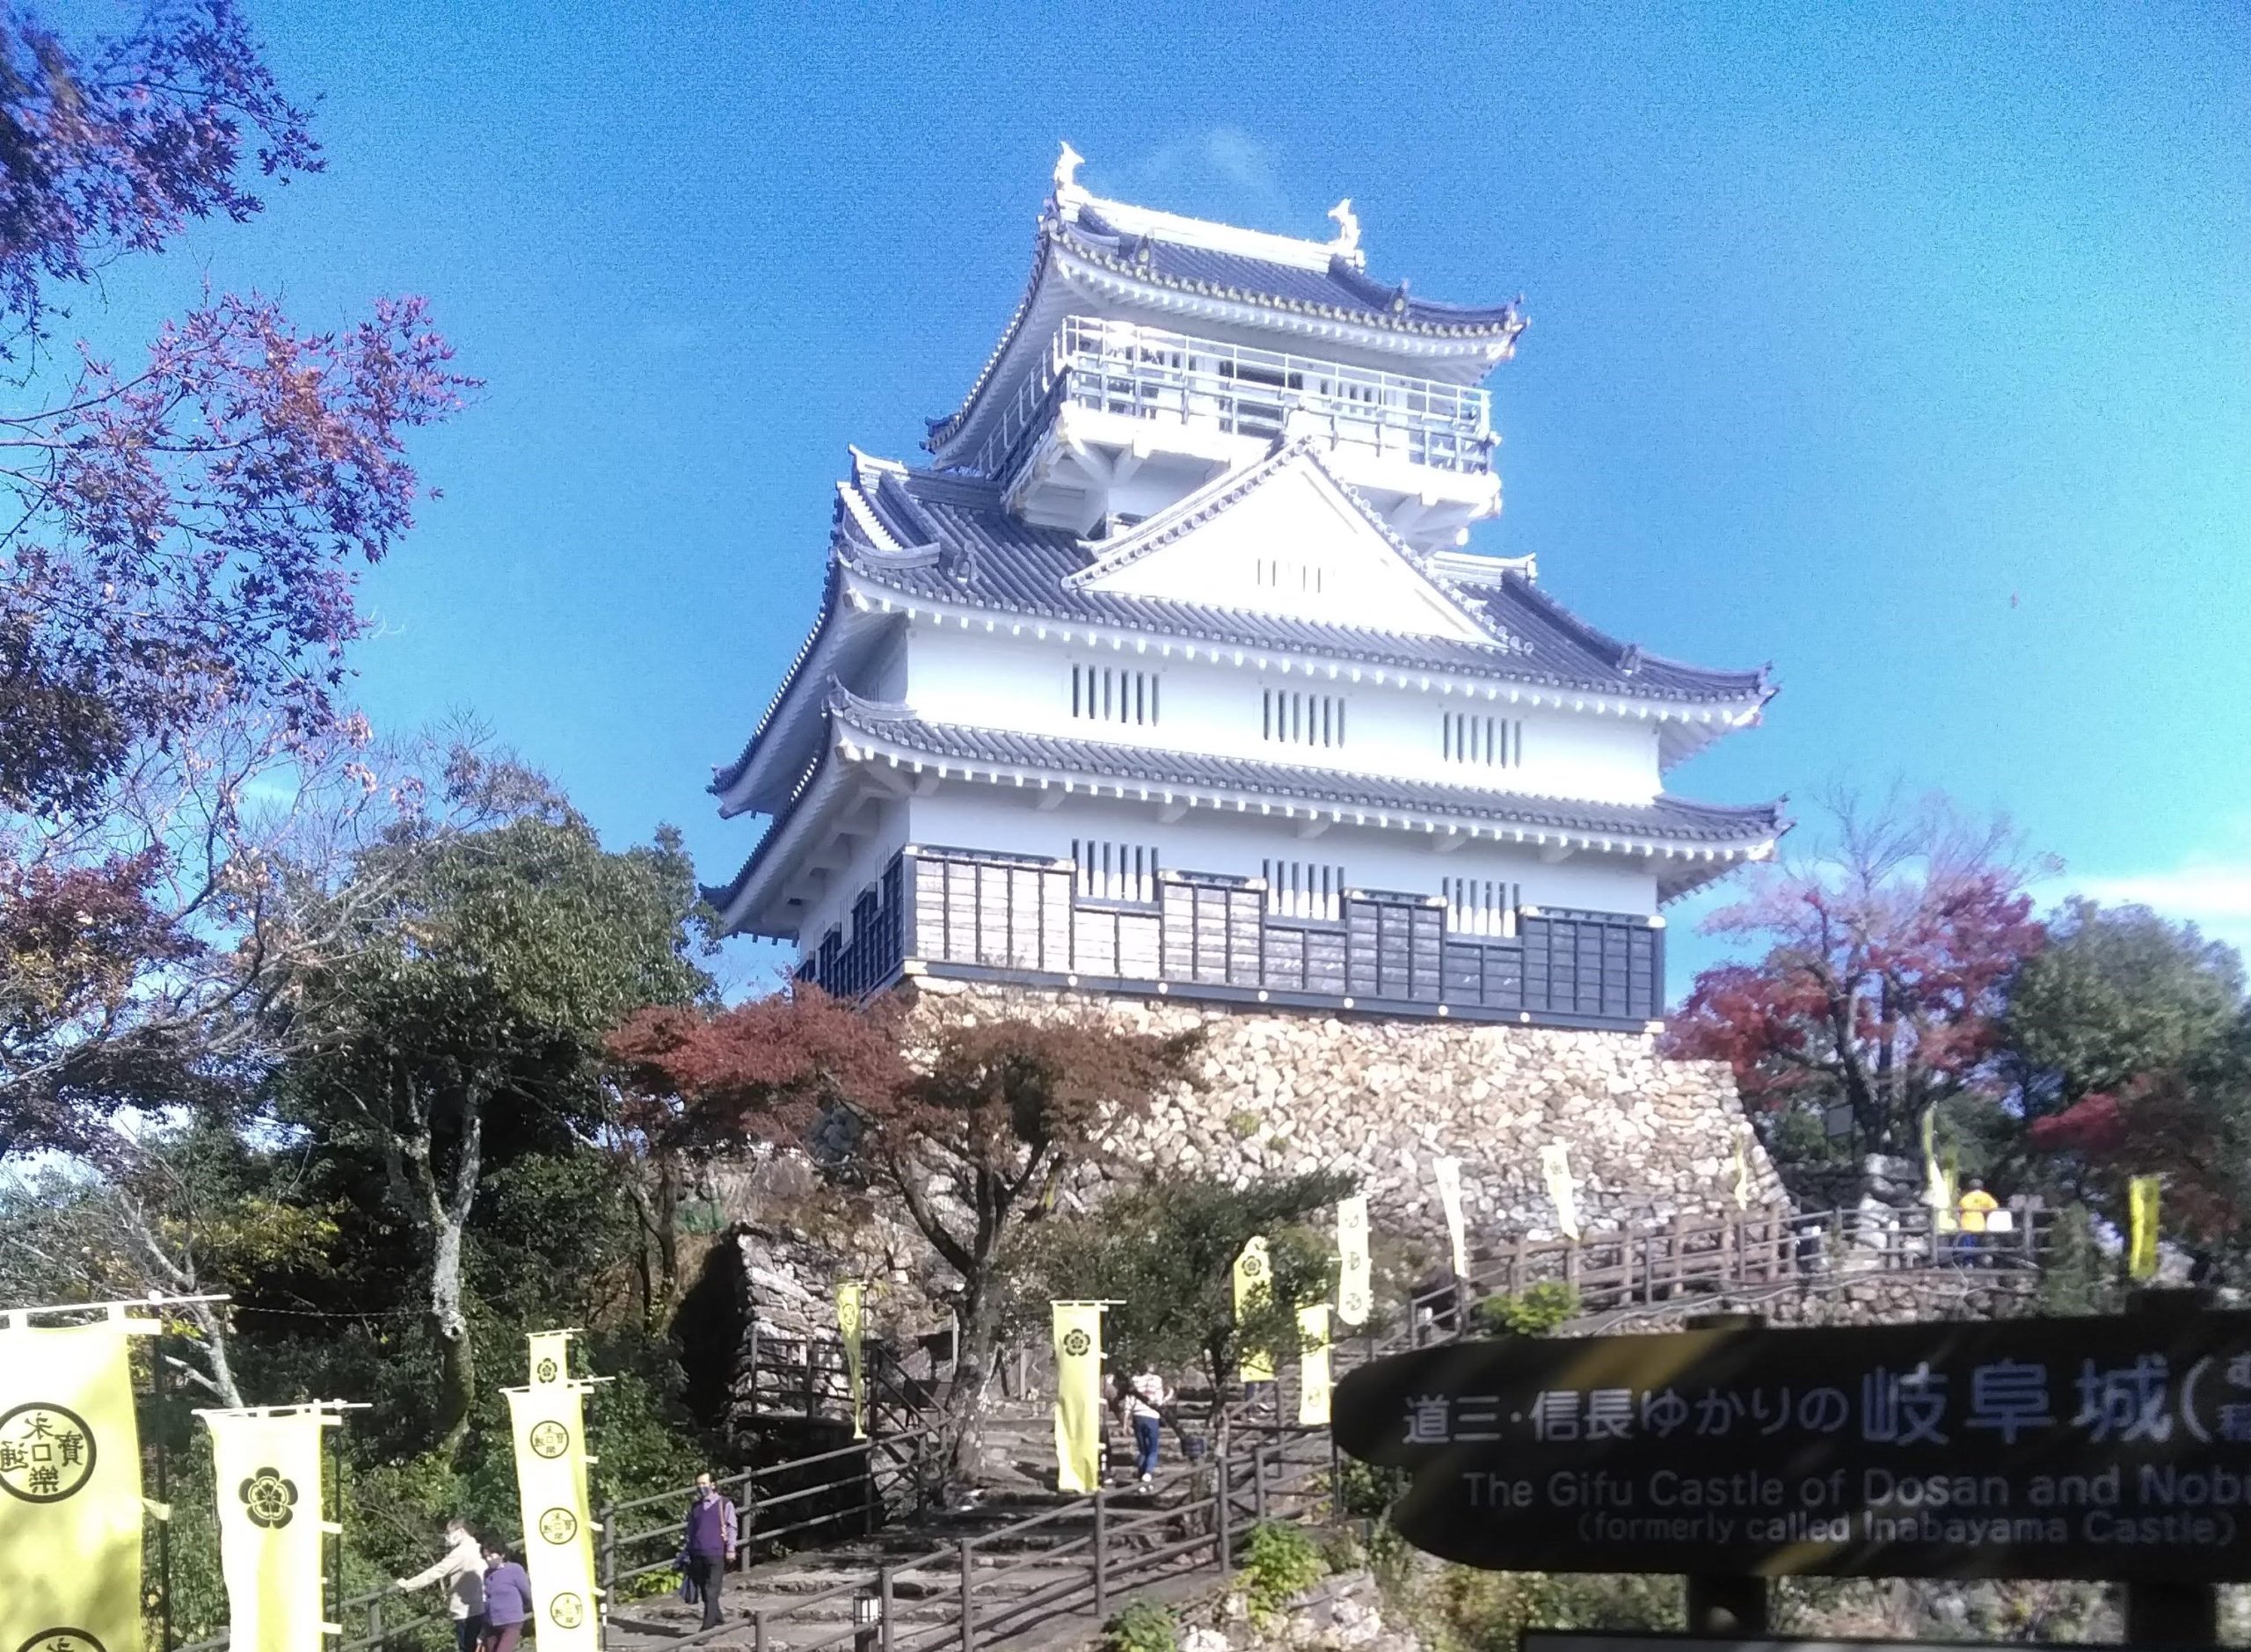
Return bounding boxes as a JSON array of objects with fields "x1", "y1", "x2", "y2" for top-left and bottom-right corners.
[
  {"x1": 1082, "y1": 462, "x2": 1490, "y2": 641},
  {"x1": 904, "y1": 788, "x2": 1658, "y2": 916},
  {"x1": 794, "y1": 797, "x2": 910, "y2": 949},
  {"x1": 902, "y1": 622, "x2": 1661, "y2": 804}
]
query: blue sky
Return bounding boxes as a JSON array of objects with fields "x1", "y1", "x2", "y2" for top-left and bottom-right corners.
[{"x1": 60, "y1": 0, "x2": 2251, "y2": 992}]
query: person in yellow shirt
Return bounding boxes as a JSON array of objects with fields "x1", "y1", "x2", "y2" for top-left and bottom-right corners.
[{"x1": 1957, "y1": 1177, "x2": 1999, "y2": 1265}]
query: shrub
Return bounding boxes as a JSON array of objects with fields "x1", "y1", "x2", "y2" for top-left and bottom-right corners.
[
  {"x1": 1241, "y1": 1518, "x2": 1327, "y2": 1622},
  {"x1": 1425, "y1": 1565, "x2": 1680, "y2": 1648},
  {"x1": 1473, "y1": 1282, "x2": 1580, "y2": 1337},
  {"x1": 1317, "y1": 1523, "x2": 1366, "y2": 1575},
  {"x1": 1330, "y1": 1457, "x2": 1410, "y2": 1520},
  {"x1": 2035, "y1": 1202, "x2": 2116, "y2": 1317},
  {"x1": 1102, "y1": 1597, "x2": 1179, "y2": 1652}
]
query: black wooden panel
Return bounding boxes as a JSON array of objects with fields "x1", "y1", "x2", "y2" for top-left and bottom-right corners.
[
  {"x1": 1161, "y1": 884, "x2": 1194, "y2": 979},
  {"x1": 1410, "y1": 907, "x2": 1443, "y2": 1001},
  {"x1": 1345, "y1": 899, "x2": 1381, "y2": 997}
]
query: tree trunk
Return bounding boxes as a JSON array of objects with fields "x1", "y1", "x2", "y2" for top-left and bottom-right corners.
[
  {"x1": 944, "y1": 1284, "x2": 1007, "y2": 1494},
  {"x1": 429, "y1": 1211, "x2": 477, "y2": 1457}
]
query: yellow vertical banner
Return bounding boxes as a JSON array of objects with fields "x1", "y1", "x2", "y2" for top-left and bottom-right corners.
[
  {"x1": 528, "y1": 1330, "x2": 575, "y2": 1386},
  {"x1": 1335, "y1": 1195, "x2": 1371, "y2": 1328},
  {"x1": 203, "y1": 1408, "x2": 341, "y2": 1652},
  {"x1": 506, "y1": 1385, "x2": 601, "y2": 1652},
  {"x1": 1232, "y1": 1237, "x2": 1275, "y2": 1383},
  {"x1": 1920, "y1": 1110, "x2": 1954, "y2": 1232},
  {"x1": 1432, "y1": 1156, "x2": 1469, "y2": 1277},
  {"x1": 1539, "y1": 1143, "x2": 1580, "y2": 1241},
  {"x1": 836, "y1": 1282, "x2": 866, "y2": 1440},
  {"x1": 0, "y1": 1311, "x2": 154, "y2": 1652},
  {"x1": 1296, "y1": 1305, "x2": 1332, "y2": 1427},
  {"x1": 1051, "y1": 1304, "x2": 1104, "y2": 1495},
  {"x1": 2129, "y1": 1176, "x2": 2162, "y2": 1281}
]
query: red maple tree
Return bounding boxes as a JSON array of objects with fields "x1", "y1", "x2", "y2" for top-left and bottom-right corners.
[
  {"x1": 611, "y1": 988, "x2": 1201, "y2": 1479},
  {"x1": 1664, "y1": 792, "x2": 2049, "y2": 1154}
]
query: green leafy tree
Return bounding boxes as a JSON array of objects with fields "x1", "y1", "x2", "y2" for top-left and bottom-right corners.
[
  {"x1": 2005, "y1": 900, "x2": 2244, "y2": 1118},
  {"x1": 278, "y1": 761, "x2": 710, "y2": 1454},
  {"x1": 1022, "y1": 1170, "x2": 1350, "y2": 1422}
]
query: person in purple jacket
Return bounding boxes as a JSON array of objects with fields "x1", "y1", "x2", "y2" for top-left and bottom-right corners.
[
  {"x1": 478, "y1": 1543, "x2": 532, "y2": 1652},
  {"x1": 681, "y1": 1472, "x2": 739, "y2": 1630}
]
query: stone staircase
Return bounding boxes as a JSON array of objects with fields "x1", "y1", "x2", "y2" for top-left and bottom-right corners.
[{"x1": 601, "y1": 1393, "x2": 1321, "y2": 1652}]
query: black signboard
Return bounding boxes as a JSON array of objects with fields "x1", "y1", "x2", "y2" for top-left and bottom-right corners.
[{"x1": 1331, "y1": 1307, "x2": 2251, "y2": 1582}]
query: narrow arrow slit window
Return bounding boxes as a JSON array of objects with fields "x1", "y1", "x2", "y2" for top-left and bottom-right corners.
[
  {"x1": 1264, "y1": 859, "x2": 1344, "y2": 921},
  {"x1": 1072, "y1": 665, "x2": 1159, "y2": 726},
  {"x1": 1264, "y1": 689, "x2": 1345, "y2": 748},
  {"x1": 1074, "y1": 839, "x2": 1158, "y2": 903},
  {"x1": 1442, "y1": 877, "x2": 1519, "y2": 937},
  {"x1": 1441, "y1": 712, "x2": 1522, "y2": 768}
]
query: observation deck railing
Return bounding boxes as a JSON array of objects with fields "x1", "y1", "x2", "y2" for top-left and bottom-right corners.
[{"x1": 975, "y1": 316, "x2": 1494, "y2": 484}]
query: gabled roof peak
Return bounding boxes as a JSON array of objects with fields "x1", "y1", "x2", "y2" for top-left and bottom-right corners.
[{"x1": 1053, "y1": 139, "x2": 1362, "y2": 272}]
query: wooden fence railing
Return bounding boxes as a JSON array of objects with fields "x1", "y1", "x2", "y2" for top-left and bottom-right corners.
[
  {"x1": 1410, "y1": 1202, "x2": 2059, "y2": 1338},
  {"x1": 645, "y1": 1425, "x2": 1340, "y2": 1652}
]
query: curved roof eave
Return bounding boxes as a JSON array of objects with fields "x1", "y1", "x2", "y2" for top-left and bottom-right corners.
[
  {"x1": 838, "y1": 557, "x2": 1766, "y2": 715},
  {"x1": 826, "y1": 687, "x2": 1784, "y2": 853}
]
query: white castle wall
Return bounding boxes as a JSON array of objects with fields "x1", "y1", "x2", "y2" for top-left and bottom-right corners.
[{"x1": 902, "y1": 622, "x2": 1664, "y2": 805}]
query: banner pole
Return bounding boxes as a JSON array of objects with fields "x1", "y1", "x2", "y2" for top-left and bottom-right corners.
[{"x1": 156, "y1": 1327, "x2": 173, "y2": 1652}]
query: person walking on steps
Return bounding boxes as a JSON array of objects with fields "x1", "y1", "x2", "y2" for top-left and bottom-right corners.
[
  {"x1": 395, "y1": 1518, "x2": 487, "y2": 1652},
  {"x1": 478, "y1": 1543, "x2": 531, "y2": 1652},
  {"x1": 1122, "y1": 1367, "x2": 1168, "y2": 1492},
  {"x1": 681, "y1": 1471, "x2": 739, "y2": 1631}
]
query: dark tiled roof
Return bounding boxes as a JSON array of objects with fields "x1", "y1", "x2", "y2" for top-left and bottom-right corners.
[
  {"x1": 831, "y1": 689, "x2": 1781, "y2": 846},
  {"x1": 842, "y1": 462, "x2": 1769, "y2": 702},
  {"x1": 710, "y1": 455, "x2": 1773, "y2": 801},
  {"x1": 1066, "y1": 215, "x2": 1524, "y2": 331},
  {"x1": 703, "y1": 686, "x2": 1784, "y2": 920}
]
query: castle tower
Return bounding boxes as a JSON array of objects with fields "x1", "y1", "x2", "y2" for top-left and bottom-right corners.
[{"x1": 705, "y1": 149, "x2": 1781, "y2": 1034}]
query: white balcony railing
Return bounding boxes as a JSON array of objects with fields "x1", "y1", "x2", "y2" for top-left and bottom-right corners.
[{"x1": 974, "y1": 317, "x2": 1495, "y2": 483}]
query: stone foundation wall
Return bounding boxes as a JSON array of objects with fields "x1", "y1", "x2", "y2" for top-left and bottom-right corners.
[{"x1": 908, "y1": 979, "x2": 1785, "y2": 1254}]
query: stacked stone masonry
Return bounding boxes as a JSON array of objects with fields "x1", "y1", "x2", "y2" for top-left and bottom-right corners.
[{"x1": 907, "y1": 979, "x2": 1785, "y2": 1252}]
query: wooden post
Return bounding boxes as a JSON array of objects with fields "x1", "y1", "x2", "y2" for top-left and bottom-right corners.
[
  {"x1": 878, "y1": 1564, "x2": 894, "y2": 1652},
  {"x1": 863, "y1": 1441, "x2": 878, "y2": 1535},
  {"x1": 1253, "y1": 1444, "x2": 1270, "y2": 1524},
  {"x1": 803, "y1": 1340, "x2": 819, "y2": 1416},
  {"x1": 1092, "y1": 1487, "x2": 1110, "y2": 1619},
  {"x1": 754, "y1": 1611, "x2": 768, "y2": 1652},
  {"x1": 1214, "y1": 1446, "x2": 1234, "y2": 1570},
  {"x1": 958, "y1": 1539, "x2": 975, "y2": 1651}
]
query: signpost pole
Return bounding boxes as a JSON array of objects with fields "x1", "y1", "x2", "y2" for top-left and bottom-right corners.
[
  {"x1": 2123, "y1": 1287, "x2": 2222, "y2": 1647},
  {"x1": 1684, "y1": 1575, "x2": 1769, "y2": 1636},
  {"x1": 1681, "y1": 1312, "x2": 1769, "y2": 1636}
]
